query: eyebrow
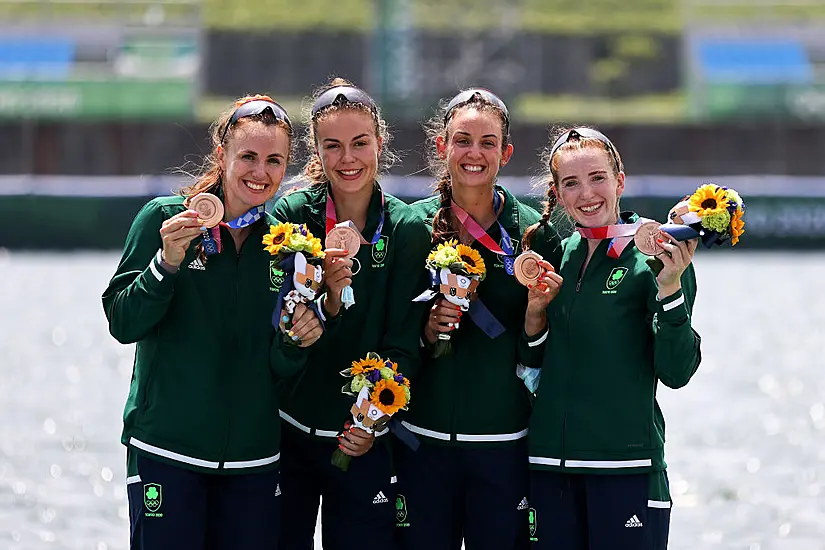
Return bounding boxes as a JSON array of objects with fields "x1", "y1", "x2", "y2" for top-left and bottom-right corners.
[
  {"x1": 322, "y1": 133, "x2": 370, "y2": 144},
  {"x1": 453, "y1": 131, "x2": 498, "y2": 139},
  {"x1": 239, "y1": 150, "x2": 285, "y2": 159},
  {"x1": 561, "y1": 170, "x2": 607, "y2": 183}
]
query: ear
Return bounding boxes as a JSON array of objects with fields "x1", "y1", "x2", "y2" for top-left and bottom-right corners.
[
  {"x1": 377, "y1": 135, "x2": 384, "y2": 157},
  {"x1": 500, "y1": 143, "x2": 514, "y2": 167},
  {"x1": 616, "y1": 171, "x2": 625, "y2": 198},
  {"x1": 435, "y1": 135, "x2": 447, "y2": 159},
  {"x1": 217, "y1": 145, "x2": 226, "y2": 173}
]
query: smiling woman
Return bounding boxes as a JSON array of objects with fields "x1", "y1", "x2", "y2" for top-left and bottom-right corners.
[
  {"x1": 101, "y1": 94, "x2": 325, "y2": 549},
  {"x1": 271, "y1": 77, "x2": 431, "y2": 550}
]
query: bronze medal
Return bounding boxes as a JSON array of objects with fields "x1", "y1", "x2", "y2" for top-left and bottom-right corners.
[
  {"x1": 513, "y1": 250, "x2": 547, "y2": 287},
  {"x1": 189, "y1": 193, "x2": 224, "y2": 228},
  {"x1": 633, "y1": 221, "x2": 664, "y2": 256},
  {"x1": 325, "y1": 223, "x2": 361, "y2": 259}
]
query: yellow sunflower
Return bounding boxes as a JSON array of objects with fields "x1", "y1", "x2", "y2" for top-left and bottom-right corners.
[
  {"x1": 370, "y1": 378, "x2": 408, "y2": 415},
  {"x1": 350, "y1": 356, "x2": 384, "y2": 376},
  {"x1": 310, "y1": 237, "x2": 325, "y2": 258},
  {"x1": 730, "y1": 207, "x2": 745, "y2": 246},
  {"x1": 689, "y1": 184, "x2": 730, "y2": 217},
  {"x1": 263, "y1": 223, "x2": 293, "y2": 255},
  {"x1": 456, "y1": 244, "x2": 486, "y2": 276}
]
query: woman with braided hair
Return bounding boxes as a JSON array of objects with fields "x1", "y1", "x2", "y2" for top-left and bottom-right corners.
[
  {"x1": 395, "y1": 88, "x2": 562, "y2": 550},
  {"x1": 522, "y1": 126, "x2": 701, "y2": 550}
]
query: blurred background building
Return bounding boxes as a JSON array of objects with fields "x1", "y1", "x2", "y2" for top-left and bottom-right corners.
[{"x1": 1, "y1": 0, "x2": 825, "y2": 248}]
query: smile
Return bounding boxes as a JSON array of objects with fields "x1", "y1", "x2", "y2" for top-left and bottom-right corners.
[
  {"x1": 244, "y1": 180, "x2": 267, "y2": 191},
  {"x1": 579, "y1": 202, "x2": 603, "y2": 213},
  {"x1": 461, "y1": 164, "x2": 484, "y2": 172}
]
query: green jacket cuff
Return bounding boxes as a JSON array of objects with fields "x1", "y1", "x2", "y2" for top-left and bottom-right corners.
[{"x1": 657, "y1": 289, "x2": 687, "y2": 322}]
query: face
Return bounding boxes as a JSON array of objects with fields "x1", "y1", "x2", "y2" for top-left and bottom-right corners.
[
  {"x1": 218, "y1": 120, "x2": 290, "y2": 217},
  {"x1": 436, "y1": 107, "x2": 513, "y2": 191},
  {"x1": 316, "y1": 110, "x2": 382, "y2": 197},
  {"x1": 554, "y1": 146, "x2": 625, "y2": 228}
]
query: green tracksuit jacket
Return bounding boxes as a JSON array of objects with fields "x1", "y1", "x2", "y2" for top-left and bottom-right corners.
[
  {"x1": 102, "y1": 195, "x2": 309, "y2": 474},
  {"x1": 271, "y1": 182, "x2": 431, "y2": 437},
  {"x1": 401, "y1": 186, "x2": 562, "y2": 446},
  {"x1": 526, "y1": 212, "x2": 701, "y2": 486}
]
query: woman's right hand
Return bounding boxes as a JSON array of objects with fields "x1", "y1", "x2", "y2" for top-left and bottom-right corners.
[
  {"x1": 159, "y1": 210, "x2": 204, "y2": 267},
  {"x1": 524, "y1": 261, "x2": 563, "y2": 336},
  {"x1": 322, "y1": 248, "x2": 353, "y2": 317},
  {"x1": 423, "y1": 297, "x2": 462, "y2": 344}
]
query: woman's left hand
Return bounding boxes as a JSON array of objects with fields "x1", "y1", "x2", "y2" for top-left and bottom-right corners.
[
  {"x1": 337, "y1": 423, "x2": 375, "y2": 457},
  {"x1": 655, "y1": 230, "x2": 698, "y2": 296},
  {"x1": 283, "y1": 303, "x2": 323, "y2": 347}
]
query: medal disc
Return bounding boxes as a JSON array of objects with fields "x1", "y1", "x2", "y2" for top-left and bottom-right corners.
[
  {"x1": 633, "y1": 221, "x2": 664, "y2": 256},
  {"x1": 190, "y1": 193, "x2": 224, "y2": 228},
  {"x1": 325, "y1": 225, "x2": 361, "y2": 259},
  {"x1": 513, "y1": 250, "x2": 548, "y2": 287}
]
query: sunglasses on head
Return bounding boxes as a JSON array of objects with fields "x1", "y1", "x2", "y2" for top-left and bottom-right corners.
[
  {"x1": 444, "y1": 88, "x2": 510, "y2": 134},
  {"x1": 549, "y1": 128, "x2": 621, "y2": 172},
  {"x1": 220, "y1": 100, "x2": 292, "y2": 143},
  {"x1": 311, "y1": 86, "x2": 378, "y2": 118}
]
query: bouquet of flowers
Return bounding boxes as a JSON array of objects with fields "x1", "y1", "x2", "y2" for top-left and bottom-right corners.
[
  {"x1": 413, "y1": 239, "x2": 486, "y2": 357},
  {"x1": 262, "y1": 222, "x2": 326, "y2": 344},
  {"x1": 635, "y1": 184, "x2": 745, "y2": 273},
  {"x1": 332, "y1": 352, "x2": 411, "y2": 472}
]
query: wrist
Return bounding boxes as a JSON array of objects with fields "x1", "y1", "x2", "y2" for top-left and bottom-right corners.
[
  {"x1": 159, "y1": 251, "x2": 180, "y2": 272},
  {"x1": 524, "y1": 310, "x2": 547, "y2": 337},
  {"x1": 657, "y1": 282, "x2": 681, "y2": 300},
  {"x1": 323, "y1": 294, "x2": 342, "y2": 318}
]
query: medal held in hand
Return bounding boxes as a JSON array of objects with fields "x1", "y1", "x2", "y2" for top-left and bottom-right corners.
[
  {"x1": 324, "y1": 221, "x2": 362, "y2": 310},
  {"x1": 513, "y1": 250, "x2": 554, "y2": 287},
  {"x1": 189, "y1": 193, "x2": 224, "y2": 228}
]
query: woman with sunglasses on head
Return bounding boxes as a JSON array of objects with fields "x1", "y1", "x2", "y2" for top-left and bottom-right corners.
[
  {"x1": 521, "y1": 127, "x2": 701, "y2": 550},
  {"x1": 102, "y1": 95, "x2": 322, "y2": 549},
  {"x1": 393, "y1": 89, "x2": 562, "y2": 550},
  {"x1": 271, "y1": 77, "x2": 431, "y2": 550}
]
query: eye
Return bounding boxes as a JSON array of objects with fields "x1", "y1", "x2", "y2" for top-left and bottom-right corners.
[
  {"x1": 563, "y1": 180, "x2": 578, "y2": 188},
  {"x1": 354, "y1": 140, "x2": 368, "y2": 147},
  {"x1": 482, "y1": 140, "x2": 496, "y2": 148},
  {"x1": 456, "y1": 138, "x2": 470, "y2": 146},
  {"x1": 242, "y1": 153, "x2": 255, "y2": 161},
  {"x1": 268, "y1": 157, "x2": 281, "y2": 165},
  {"x1": 591, "y1": 175, "x2": 606, "y2": 183},
  {"x1": 324, "y1": 143, "x2": 339, "y2": 150}
]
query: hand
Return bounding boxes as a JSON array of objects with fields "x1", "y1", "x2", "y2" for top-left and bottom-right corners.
[
  {"x1": 524, "y1": 261, "x2": 563, "y2": 337},
  {"x1": 322, "y1": 248, "x2": 354, "y2": 317},
  {"x1": 655, "y1": 231, "x2": 698, "y2": 297},
  {"x1": 525, "y1": 261, "x2": 563, "y2": 316},
  {"x1": 159, "y1": 210, "x2": 205, "y2": 267},
  {"x1": 284, "y1": 303, "x2": 323, "y2": 347},
  {"x1": 337, "y1": 423, "x2": 375, "y2": 457},
  {"x1": 423, "y1": 297, "x2": 462, "y2": 345}
]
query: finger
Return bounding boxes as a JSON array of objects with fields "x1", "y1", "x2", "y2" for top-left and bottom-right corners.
[
  {"x1": 325, "y1": 248, "x2": 351, "y2": 257},
  {"x1": 292, "y1": 316, "x2": 320, "y2": 340},
  {"x1": 298, "y1": 327, "x2": 322, "y2": 347},
  {"x1": 433, "y1": 304, "x2": 462, "y2": 318},
  {"x1": 686, "y1": 238, "x2": 699, "y2": 256},
  {"x1": 537, "y1": 260, "x2": 556, "y2": 273},
  {"x1": 347, "y1": 427, "x2": 373, "y2": 441}
]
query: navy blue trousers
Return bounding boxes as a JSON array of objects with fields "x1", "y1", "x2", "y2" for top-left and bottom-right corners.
[
  {"x1": 528, "y1": 470, "x2": 670, "y2": 550},
  {"x1": 127, "y1": 453, "x2": 281, "y2": 550},
  {"x1": 395, "y1": 440, "x2": 530, "y2": 550},
  {"x1": 278, "y1": 426, "x2": 396, "y2": 550}
]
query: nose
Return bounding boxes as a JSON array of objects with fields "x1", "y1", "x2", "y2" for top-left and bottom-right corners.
[{"x1": 340, "y1": 144, "x2": 357, "y2": 163}]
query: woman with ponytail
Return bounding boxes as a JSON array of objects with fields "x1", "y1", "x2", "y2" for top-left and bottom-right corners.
[
  {"x1": 395, "y1": 89, "x2": 562, "y2": 550},
  {"x1": 102, "y1": 95, "x2": 322, "y2": 548},
  {"x1": 271, "y1": 78, "x2": 431, "y2": 550},
  {"x1": 523, "y1": 127, "x2": 701, "y2": 550}
]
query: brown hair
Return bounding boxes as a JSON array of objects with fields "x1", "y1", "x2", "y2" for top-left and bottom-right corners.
[
  {"x1": 297, "y1": 77, "x2": 398, "y2": 188},
  {"x1": 522, "y1": 125, "x2": 624, "y2": 250},
  {"x1": 425, "y1": 92, "x2": 511, "y2": 245},
  {"x1": 178, "y1": 94, "x2": 295, "y2": 199}
]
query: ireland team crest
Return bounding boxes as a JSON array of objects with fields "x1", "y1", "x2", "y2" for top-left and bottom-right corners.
[
  {"x1": 372, "y1": 235, "x2": 389, "y2": 263},
  {"x1": 395, "y1": 494, "x2": 409, "y2": 527},
  {"x1": 528, "y1": 507, "x2": 538, "y2": 540},
  {"x1": 144, "y1": 483, "x2": 162, "y2": 513},
  {"x1": 270, "y1": 260, "x2": 285, "y2": 291},
  {"x1": 606, "y1": 267, "x2": 628, "y2": 290}
]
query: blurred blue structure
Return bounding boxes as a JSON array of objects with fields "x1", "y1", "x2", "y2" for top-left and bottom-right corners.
[{"x1": 0, "y1": 37, "x2": 75, "y2": 79}]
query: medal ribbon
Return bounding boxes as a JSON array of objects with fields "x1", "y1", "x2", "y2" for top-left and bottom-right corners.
[
  {"x1": 450, "y1": 191, "x2": 515, "y2": 275},
  {"x1": 202, "y1": 204, "x2": 266, "y2": 256},
  {"x1": 325, "y1": 190, "x2": 385, "y2": 245},
  {"x1": 576, "y1": 217, "x2": 652, "y2": 258}
]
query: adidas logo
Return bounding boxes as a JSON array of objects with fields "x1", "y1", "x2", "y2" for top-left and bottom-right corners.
[
  {"x1": 625, "y1": 515, "x2": 643, "y2": 528},
  {"x1": 188, "y1": 258, "x2": 206, "y2": 271},
  {"x1": 517, "y1": 497, "x2": 529, "y2": 511},
  {"x1": 372, "y1": 491, "x2": 389, "y2": 504},
  {"x1": 275, "y1": 483, "x2": 281, "y2": 497}
]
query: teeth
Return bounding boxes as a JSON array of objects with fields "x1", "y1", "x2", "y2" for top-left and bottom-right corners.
[
  {"x1": 245, "y1": 181, "x2": 266, "y2": 191},
  {"x1": 580, "y1": 204, "x2": 601, "y2": 213},
  {"x1": 462, "y1": 165, "x2": 483, "y2": 172},
  {"x1": 340, "y1": 170, "x2": 360, "y2": 176}
]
